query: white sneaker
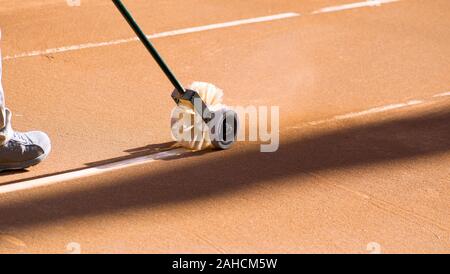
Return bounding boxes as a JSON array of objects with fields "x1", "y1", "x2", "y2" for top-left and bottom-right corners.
[{"x1": 0, "y1": 108, "x2": 51, "y2": 171}]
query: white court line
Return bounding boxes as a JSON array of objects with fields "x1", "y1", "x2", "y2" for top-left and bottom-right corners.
[
  {"x1": 2, "y1": 0, "x2": 407, "y2": 60},
  {"x1": 312, "y1": 0, "x2": 400, "y2": 14},
  {"x1": 0, "y1": 148, "x2": 188, "y2": 195},
  {"x1": 2, "y1": 12, "x2": 300, "y2": 61},
  {"x1": 433, "y1": 92, "x2": 450, "y2": 98},
  {"x1": 306, "y1": 100, "x2": 423, "y2": 126},
  {"x1": 289, "y1": 91, "x2": 450, "y2": 129}
]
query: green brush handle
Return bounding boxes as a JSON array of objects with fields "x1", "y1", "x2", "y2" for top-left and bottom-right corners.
[{"x1": 112, "y1": 0, "x2": 186, "y2": 94}]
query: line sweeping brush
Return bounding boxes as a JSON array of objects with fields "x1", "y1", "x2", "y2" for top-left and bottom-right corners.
[{"x1": 112, "y1": 0, "x2": 239, "y2": 150}]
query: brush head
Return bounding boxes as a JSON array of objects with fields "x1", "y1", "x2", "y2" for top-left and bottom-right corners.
[{"x1": 170, "y1": 82, "x2": 227, "y2": 151}]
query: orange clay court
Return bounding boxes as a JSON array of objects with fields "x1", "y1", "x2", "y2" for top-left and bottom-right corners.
[{"x1": 0, "y1": 0, "x2": 449, "y2": 253}]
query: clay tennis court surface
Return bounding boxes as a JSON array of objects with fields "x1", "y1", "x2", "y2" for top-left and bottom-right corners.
[{"x1": 0, "y1": 0, "x2": 449, "y2": 253}]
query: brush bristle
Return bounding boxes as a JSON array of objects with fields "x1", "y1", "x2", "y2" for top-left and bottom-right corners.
[{"x1": 170, "y1": 82, "x2": 224, "y2": 151}]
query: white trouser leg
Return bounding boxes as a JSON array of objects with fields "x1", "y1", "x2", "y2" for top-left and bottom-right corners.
[
  {"x1": 0, "y1": 32, "x2": 12, "y2": 145},
  {"x1": 0, "y1": 28, "x2": 4, "y2": 108}
]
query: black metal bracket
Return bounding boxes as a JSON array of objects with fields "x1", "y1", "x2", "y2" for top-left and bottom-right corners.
[{"x1": 171, "y1": 89, "x2": 213, "y2": 123}]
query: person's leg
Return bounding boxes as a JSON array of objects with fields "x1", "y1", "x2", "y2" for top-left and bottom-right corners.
[
  {"x1": 0, "y1": 30, "x2": 51, "y2": 171},
  {"x1": 0, "y1": 51, "x2": 4, "y2": 107},
  {"x1": 0, "y1": 35, "x2": 10, "y2": 143},
  {"x1": 0, "y1": 30, "x2": 4, "y2": 108},
  {"x1": 0, "y1": 56, "x2": 4, "y2": 108}
]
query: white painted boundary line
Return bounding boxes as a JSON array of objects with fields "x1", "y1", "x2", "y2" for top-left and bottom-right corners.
[
  {"x1": 312, "y1": 0, "x2": 401, "y2": 14},
  {"x1": 290, "y1": 91, "x2": 449, "y2": 129},
  {"x1": 433, "y1": 92, "x2": 450, "y2": 98},
  {"x1": 2, "y1": 12, "x2": 300, "y2": 61},
  {"x1": 308, "y1": 100, "x2": 423, "y2": 126},
  {"x1": 0, "y1": 148, "x2": 188, "y2": 195},
  {"x1": 2, "y1": 0, "x2": 405, "y2": 61}
]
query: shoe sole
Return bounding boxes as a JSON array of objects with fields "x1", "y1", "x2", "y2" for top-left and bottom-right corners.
[{"x1": 0, "y1": 153, "x2": 49, "y2": 172}]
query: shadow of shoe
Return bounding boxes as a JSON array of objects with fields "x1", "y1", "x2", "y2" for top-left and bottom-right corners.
[{"x1": 0, "y1": 169, "x2": 29, "y2": 176}]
